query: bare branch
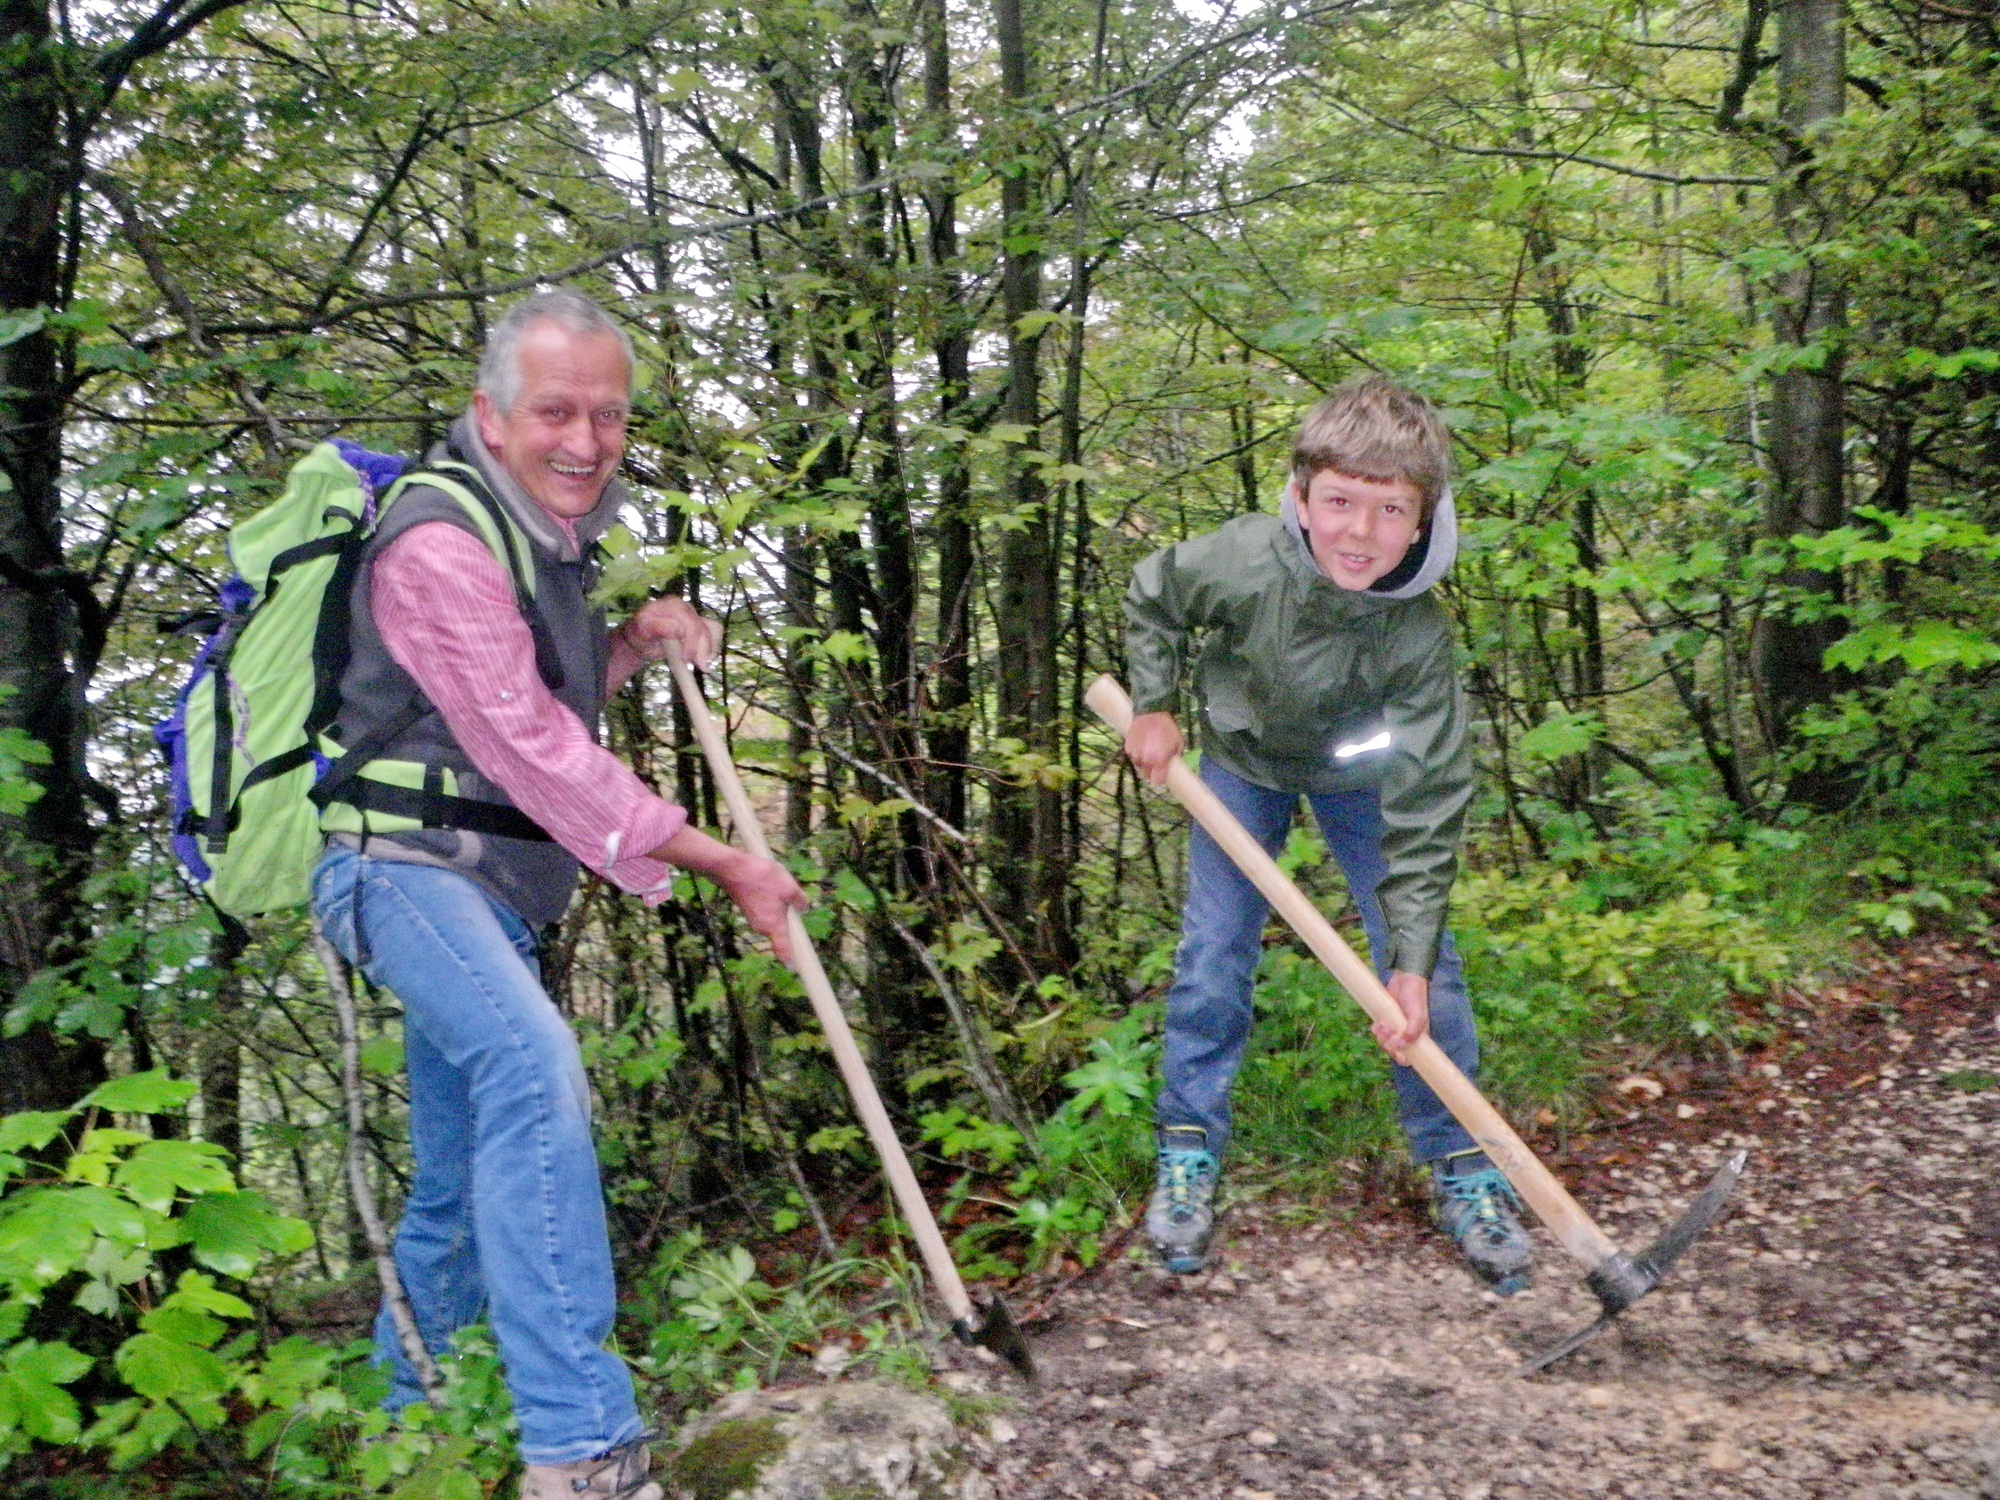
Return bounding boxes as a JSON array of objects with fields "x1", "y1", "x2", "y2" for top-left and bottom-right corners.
[
  {"x1": 1319, "y1": 90, "x2": 1768, "y2": 188},
  {"x1": 94, "y1": 0, "x2": 252, "y2": 98},
  {"x1": 1717, "y1": 0, "x2": 1774, "y2": 131},
  {"x1": 88, "y1": 171, "x2": 297, "y2": 455}
]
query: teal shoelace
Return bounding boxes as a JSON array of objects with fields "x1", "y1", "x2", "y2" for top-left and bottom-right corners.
[
  {"x1": 1157, "y1": 1150, "x2": 1217, "y2": 1222},
  {"x1": 1438, "y1": 1167, "x2": 1524, "y2": 1240}
]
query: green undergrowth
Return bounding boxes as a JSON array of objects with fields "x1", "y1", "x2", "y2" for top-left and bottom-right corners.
[{"x1": 1224, "y1": 785, "x2": 2000, "y2": 1174}]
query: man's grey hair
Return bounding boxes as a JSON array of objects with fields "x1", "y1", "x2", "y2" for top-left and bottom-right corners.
[{"x1": 475, "y1": 288, "x2": 635, "y2": 411}]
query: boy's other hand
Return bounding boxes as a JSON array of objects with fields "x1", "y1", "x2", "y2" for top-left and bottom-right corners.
[
  {"x1": 1374, "y1": 971, "x2": 1430, "y2": 1064},
  {"x1": 1125, "y1": 711, "x2": 1185, "y2": 786}
]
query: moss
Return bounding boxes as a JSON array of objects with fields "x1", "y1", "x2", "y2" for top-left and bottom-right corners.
[{"x1": 667, "y1": 1415, "x2": 788, "y2": 1500}]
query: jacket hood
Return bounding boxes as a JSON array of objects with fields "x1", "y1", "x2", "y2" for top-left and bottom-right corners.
[
  {"x1": 1279, "y1": 477, "x2": 1458, "y2": 600},
  {"x1": 449, "y1": 412, "x2": 627, "y2": 562}
]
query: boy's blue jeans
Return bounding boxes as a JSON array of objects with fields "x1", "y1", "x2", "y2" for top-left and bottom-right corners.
[
  {"x1": 312, "y1": 845, "x2": 643, "y2": 1466},
  {"x1": 1158, "y1": 758, "x2": 1480, "y2": 1164}
]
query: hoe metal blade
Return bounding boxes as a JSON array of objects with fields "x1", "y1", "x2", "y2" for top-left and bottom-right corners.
[
  {"x1": 1520, "y1": 1149, "x2": 1748, "y2": 1376},
  {"x1": 955, "y1": 1293, "x2": 1037, "y2": 1384}
]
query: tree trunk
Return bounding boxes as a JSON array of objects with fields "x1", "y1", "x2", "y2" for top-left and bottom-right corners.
[
  {"x1": 991, "y1": 0, "x2": 1072, "y2": 973},
  {"x1": 922, "y1": 0, "x2": 974, "y2": 841},
  {"x1": 1752, "y1": 0, "x2": 1850, "y2": 804},
  {"x1": 0, "y1": 0, "x2": 105, "y2": 1112}
]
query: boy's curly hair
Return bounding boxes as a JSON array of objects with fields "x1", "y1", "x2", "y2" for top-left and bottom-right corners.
[{"x1": 1292, "y1": 376, "x2": 1452, "y2": 517}]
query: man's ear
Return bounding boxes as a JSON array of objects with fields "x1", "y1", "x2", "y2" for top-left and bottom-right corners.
[{"x1": 473, "y1": 390, "x2": 502, "y2": 452}]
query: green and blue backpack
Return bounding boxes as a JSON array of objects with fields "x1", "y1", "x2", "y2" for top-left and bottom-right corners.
[{"x1": 156, "y1": 439, "x2": 550, "y2": 917}]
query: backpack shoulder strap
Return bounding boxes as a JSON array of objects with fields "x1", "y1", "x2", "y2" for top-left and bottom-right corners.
[{"x1": 381, "y1": 460, "x2": 566, "y2": 692}]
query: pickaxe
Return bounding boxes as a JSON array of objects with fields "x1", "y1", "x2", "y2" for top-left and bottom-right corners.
[
  {"x1": 1087, "y1": 675, "x2": 1744, "y2": 1374},
  {"x1": 665, "y1": 645, "x2": 1035, "y2": 1383}
]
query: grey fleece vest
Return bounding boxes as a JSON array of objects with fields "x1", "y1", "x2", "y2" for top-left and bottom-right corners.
[{"x1": 328, "y1": 450, "x2": 610, "y2": 927}]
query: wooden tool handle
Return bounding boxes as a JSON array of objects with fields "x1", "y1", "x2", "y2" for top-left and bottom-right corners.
[
  {"x1": 1088, "y1": 675, "x2": 1619, "y2": 1273},
  {"x1": 664, "y1": 645, "x2": 977, "y2": 1323}
]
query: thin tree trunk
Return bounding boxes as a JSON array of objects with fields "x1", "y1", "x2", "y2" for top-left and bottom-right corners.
[
  {"x1": 1752, "y1": 0, "x2": 1850, "y2": 804},
  {"x1": 992, "y1": 0, "x2": 1072, "y2": 972},
  {"x1": 922, "y1": 0, "x2": 975, "y2": 841}
]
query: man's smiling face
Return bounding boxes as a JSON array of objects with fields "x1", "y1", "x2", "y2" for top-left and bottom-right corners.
[
  {"x1": 1296, "y1": 468, "x2": 1425, "y2": 591},
  {"x1": 474, "y1": 321, "x2": 632, "y2": 520}
]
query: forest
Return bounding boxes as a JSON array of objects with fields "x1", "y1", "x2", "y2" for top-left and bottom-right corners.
[{"x1": 1, "y1": 0, "x2": 1997, "y2": 1491}]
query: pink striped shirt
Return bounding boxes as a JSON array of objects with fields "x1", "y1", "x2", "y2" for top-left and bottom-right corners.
[{"x1": 370, "y1": 521, "x2": 686, "y2": 901}]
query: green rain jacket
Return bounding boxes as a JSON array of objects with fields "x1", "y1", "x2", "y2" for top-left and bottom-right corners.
[{"x1": 1125, "y1": 482, "x2": 1472, "y2": 976}]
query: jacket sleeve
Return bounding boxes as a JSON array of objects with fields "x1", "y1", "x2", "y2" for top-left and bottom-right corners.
[
  {"x1": 1375, "y1": 614, "x2": 1474, "y2": 976},
  {"x1": 1124, "y1": 531, "x2": 1232, "y2": 717}
]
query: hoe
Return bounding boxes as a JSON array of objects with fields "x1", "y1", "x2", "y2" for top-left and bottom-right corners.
[
  {"x1": 666, "y1": 646, "x2": 1036, "y2": 1383},
  {"x1": 1088, "y1": 675, "x2": 1745, "y2": 1374}
]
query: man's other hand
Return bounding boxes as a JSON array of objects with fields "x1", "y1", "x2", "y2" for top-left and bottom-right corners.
[
  {"x1": 652, "y1": 826, "x2": 809, "y2": 963},
  {"x1": 714, "y1": 850, "x2": 809, "y2": 964},
  {"x1": 1373, "y1": 971, "x2": 1430, "y2": 1065},
  {"x1": 1124, "y1": 711, "x2": 1185, "y2": 787},
  {"x1": 624, "y1": 597, "x2": 722, "y2": 670}
]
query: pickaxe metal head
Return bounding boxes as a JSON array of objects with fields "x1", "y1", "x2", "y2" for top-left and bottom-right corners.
[
  {"x1": 954, "y1": 1293, "x2": 1037, "y2": 1384},
  {"x1": 1520, "y1": 1149, "x2": 1748, "y2": 1375}
]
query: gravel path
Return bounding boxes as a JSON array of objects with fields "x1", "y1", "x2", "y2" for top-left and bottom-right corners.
[{"x1": 948, "y1": 936, "x2": 2000, "y2": 1500}]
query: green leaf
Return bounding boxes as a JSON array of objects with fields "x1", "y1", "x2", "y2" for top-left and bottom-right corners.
[
  {"x1": 0, "y1": 1111, "x2": 72, "y2": 1155},
  {"x1": 238, "y1": 1336, "x2": 337, "y2": 1413},
  {"x1": 1943, "y1": 1070, "x2": 1998, "y2": 1093},
  {"x1": 1060, "y1": 1035, "x2": 1154, "y2": 1119},
  {"x1": 140, "y1": 1304, "x2": 226, "y2": 1350},
  {"x1": 112, "y1": 1140, "x2": 234, "y2": 1213},
  {"x1": 359, "y1": 1032, "x2": 405, "y2": 1078},
  {"x1": 75, "y1": 342, "x2": 148, "y2": 373},
  {"x1": 0, "y1": 1339, "x2": 92, "y2": 1442},
  {"x1": 391, "y1": 1437, "x2": 483, "y2": 1500},
  {"x1": 183, "y1": 1192, "x2": 314, "y2": 1277},
  {"x1": 0, "y1": 1192, "x2": 98, "y2": 1289},
  {"x1": 0, "y1": 309, "x2": 46, "y2": 349},
  {"x1": 84, "y1": 1071, "x2": 197, "y2": 1116},
  {"x1": 831, "y1": 868, "x2": 876, "y2": 912},
  {"x1": 1515, "y1": 711, "x2": 1604, "y2": 765},
  {"x1": 1823, "y1": 621, "x2": 2000, "y2": 674},
  {"x1": 114, "y1": 1331, "x2": 233, "y2": 1403},
  {"x1": 159, "y1": 1269, "x2": 255, "y2": 1322}
]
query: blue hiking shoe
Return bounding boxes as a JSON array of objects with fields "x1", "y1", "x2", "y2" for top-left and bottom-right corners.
[
  {"x1": 1146, "y1": 1126, "x2": 1220, "y2": 1274},
  {"x1": 1430, "y1": 1150, "x2": 1534, "y2": 1295}
]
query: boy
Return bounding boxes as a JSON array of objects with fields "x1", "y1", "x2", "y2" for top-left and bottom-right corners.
[{"x1": 1121, "y1": 375, "x2": 1531, "y2": 1292}]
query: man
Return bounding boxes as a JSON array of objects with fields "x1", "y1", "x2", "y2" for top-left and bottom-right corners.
[{"x1": 312, "y1": 288, "x2": 801, "y2": 1500}]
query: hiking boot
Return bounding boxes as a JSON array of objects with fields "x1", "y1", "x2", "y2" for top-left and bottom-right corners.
[
  {"x1": 1147, "y1": 1126, "x2": 1220, "y2": 1274},
  {"x1": 518, "y1": 1435, "x2": 661, "y2": 1500},
  {"x1": 1430, "y1": 1151, "x2": 1533, "y2": 1295}
]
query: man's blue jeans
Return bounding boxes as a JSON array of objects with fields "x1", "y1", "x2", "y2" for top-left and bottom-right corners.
[
  {"x1": 312, "y1": 845, "x2": 642, "y2": 1465},
  {"x1": 1158, "y1": 758, "x2": 1480, "y2": 1163}
]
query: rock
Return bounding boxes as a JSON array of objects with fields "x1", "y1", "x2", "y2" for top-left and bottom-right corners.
[
  {"x1": 1704, "y1": 1436, "x2": 1746, "y2": 1472},
  {"x1": 663, "y1": 1382, "x2": 995, "y2": 1500}
]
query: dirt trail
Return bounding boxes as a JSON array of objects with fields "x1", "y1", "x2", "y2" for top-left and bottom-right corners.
[{"x1": 945, "y1": 938, "x2": 2000, "y2": 1500}]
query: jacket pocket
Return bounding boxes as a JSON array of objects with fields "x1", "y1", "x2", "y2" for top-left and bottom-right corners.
[{"x1": 1200, "y1": 677, "x2": 1259, "y2": 737}]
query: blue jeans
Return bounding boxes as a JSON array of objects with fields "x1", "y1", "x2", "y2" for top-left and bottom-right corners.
[
  {"x1": 1158, "y1": 758, "x2": 1480, "y2": 1163},
  {"x1": 312, "y1": 846, "x2": 642, "y2": 1465}
]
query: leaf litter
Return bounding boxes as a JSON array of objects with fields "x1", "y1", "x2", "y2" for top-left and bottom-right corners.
[{"x1": 929, "y1": 934, "x2": 2000, "y2": 1499}]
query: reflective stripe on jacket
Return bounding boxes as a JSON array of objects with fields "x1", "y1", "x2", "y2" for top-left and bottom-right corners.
[{"x1": 1124, "y1": 500, "x2": 1471, "y2": 975}]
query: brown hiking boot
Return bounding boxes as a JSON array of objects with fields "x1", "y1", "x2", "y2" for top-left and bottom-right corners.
[{"x1": 518, "y1": 1436, "x2": 661, "y2": 1500}]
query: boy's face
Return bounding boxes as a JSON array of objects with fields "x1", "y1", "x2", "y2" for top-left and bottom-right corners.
[{"x1": 1297, "y1": 468, "x2": 1424, "y2": 591}]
